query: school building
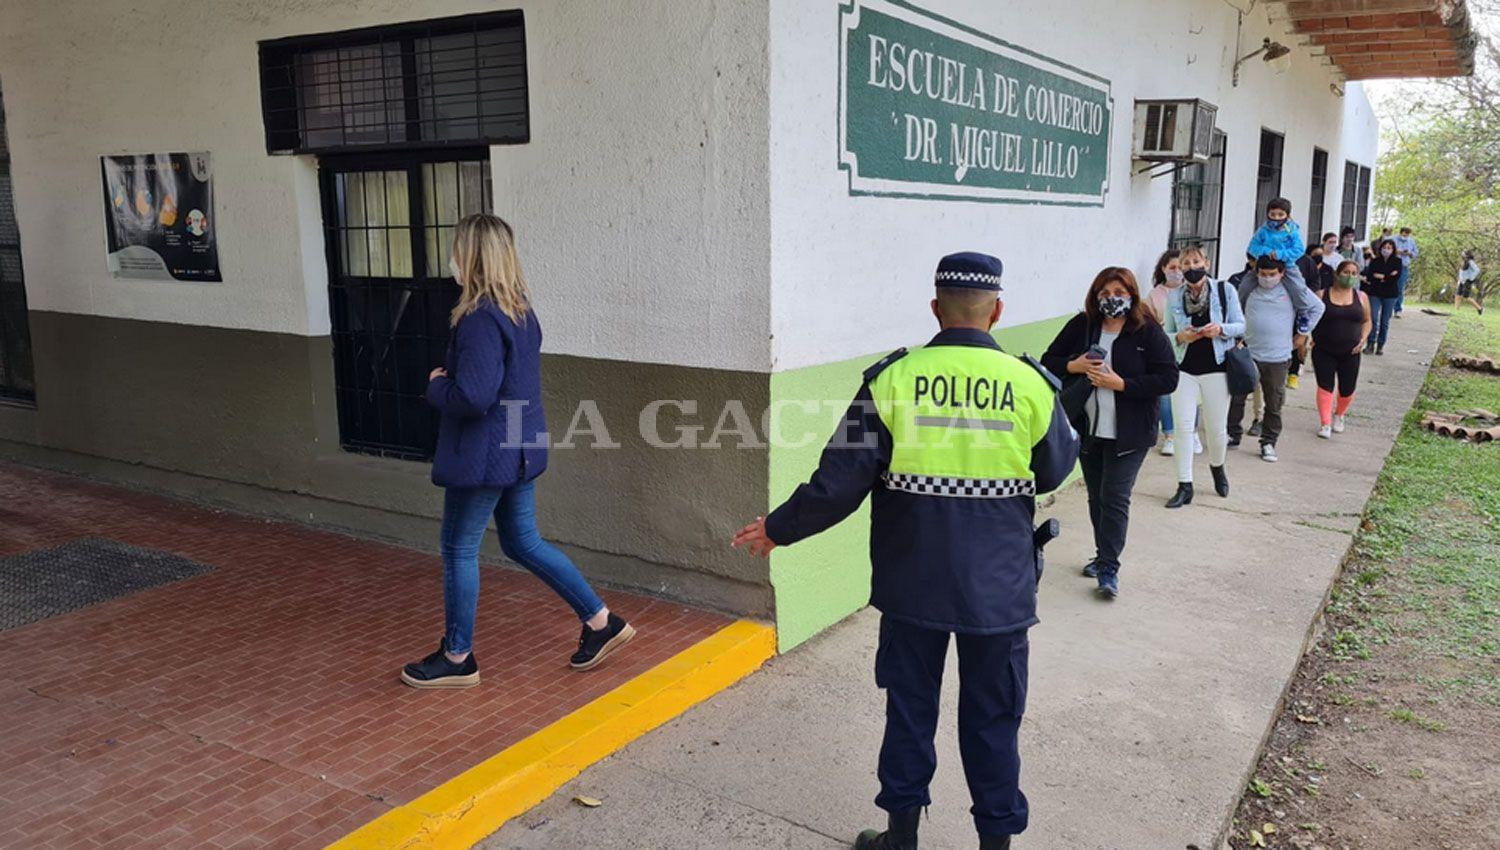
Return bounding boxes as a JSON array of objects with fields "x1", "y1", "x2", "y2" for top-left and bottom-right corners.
[{"x1": 0, "y1": 1, "x2": 1476, "y2": 649}]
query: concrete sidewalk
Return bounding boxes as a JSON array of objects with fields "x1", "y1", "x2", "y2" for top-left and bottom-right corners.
[{"x1": 481, "y1": 312, "x2": 1447, "y2": 850}]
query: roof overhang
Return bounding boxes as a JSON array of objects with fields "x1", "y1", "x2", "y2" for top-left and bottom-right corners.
[{"x1": 1269, "y1": 0, "x2": 1478, "y2": 81}]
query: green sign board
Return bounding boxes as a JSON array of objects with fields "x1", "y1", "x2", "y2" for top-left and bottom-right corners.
[{"x1": 839, "y1": 0, "x2": 1113, "y2": 206}]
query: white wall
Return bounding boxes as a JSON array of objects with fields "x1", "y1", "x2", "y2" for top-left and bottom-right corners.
[
  {"x1": 768, "y1": 0, "x2": 1381, "y2": 371},
  {"x1": 0, "y1": 0, "x2": 771, "y2": 372}
]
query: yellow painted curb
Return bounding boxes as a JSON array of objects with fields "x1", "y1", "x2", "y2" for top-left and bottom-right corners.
[{"x1": 327, "y1": 619, "x2": 777, "y2": 850}]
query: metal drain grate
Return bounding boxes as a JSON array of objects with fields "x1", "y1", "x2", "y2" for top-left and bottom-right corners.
[{"x1": 0, "y1": 538, "x2": 214, "y2": 630}]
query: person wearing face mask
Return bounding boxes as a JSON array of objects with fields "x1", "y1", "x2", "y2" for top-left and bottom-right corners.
[
  {"x1": 1363, "y1": 239, "x2": 1403, "y2": 355},
  {"x1": 1393, "y1": 227, "x2": 1419, "y2": 317},
  {"x1": 1247, "y1": 198, "x2": 1304, "y2": 264},
  {"x1": 1146, "y1": 249, "x2": 1200, "y2": 458},
  {"x1": 402, "y1": 214, "x2": 636, "y2": 689},
  {"x1": 1283, "y1": 241, "x2": 1334, "y2": 393},
  {"x1": 1337, "y1": 227, "x2": 1366, "y2": 273},
  {"x1": 1161, "y1": 247, "x2": 1246, "y2": 508},
  {"x1": 1042, "y1": 268, "x2": 1178, "y2": 598},
  {"x1": 1228, "y1": 256, "x2": 1324, "y2": 463},
  {"x1": 1311, "y1": 261, "x2": 1373, "y2": 438},
  {"x1": 1302, "y1": 237, "x2": 1338, "y2": 292}
]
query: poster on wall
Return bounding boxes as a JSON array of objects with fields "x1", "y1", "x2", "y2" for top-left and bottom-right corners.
[
  {"x1": 100, "y1": 152, "x2": 222, "y2": 282},
  {"x1": 839, "y1": 0, "x2": 1113, "y2": 206}
]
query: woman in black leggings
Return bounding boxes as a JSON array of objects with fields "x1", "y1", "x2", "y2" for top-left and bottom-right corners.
[{"x1": 1311, "y1": 260, "x2": 1372, "y2": 439}]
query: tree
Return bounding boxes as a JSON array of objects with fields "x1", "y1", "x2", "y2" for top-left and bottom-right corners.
[{"x1": 1370, "y1": 0, "x2": 1499, "y2": 303}]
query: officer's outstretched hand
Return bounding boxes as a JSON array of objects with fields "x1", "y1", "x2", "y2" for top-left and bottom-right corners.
[{"x1": 731, "y1": 517, "x2": 778, "y2": 558}]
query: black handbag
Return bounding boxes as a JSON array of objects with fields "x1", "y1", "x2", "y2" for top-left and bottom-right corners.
[{"x1": 1217, "y1": 280, "x2": 1259, "y2": 396}]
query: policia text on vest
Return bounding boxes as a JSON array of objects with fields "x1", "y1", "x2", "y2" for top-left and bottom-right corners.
[{"x1": 732, "y1": 252, "x2": 1080, "y2": 848}]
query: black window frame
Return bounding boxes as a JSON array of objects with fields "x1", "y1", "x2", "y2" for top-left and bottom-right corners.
[
  {"x1": 258, "y1": 10, "x2": 530, "y2": 156},
  {"x1": 1340, "y1": 160, "x2": 1373, "y2": 241},
  {"x1": 318, "y1": 147, "x2": 494, "y2": 461},
  {"x1": 1169, "y1": 130, "x2": 1228, "y2": 277},
  {"x1": 1308, "y1": 147, "x2": 1328, "y2": 240},
  {"x1": 1253, "y1": 128, "x2": 1285, "y2": 228},
  {"x1": 0, "y1": 77, "x2": 36, "y2": 406}
]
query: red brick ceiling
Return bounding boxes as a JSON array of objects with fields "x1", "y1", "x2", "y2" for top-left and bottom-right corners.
[{"x1": 1272, "y1": 0, "x2": 1477, "y2": 80}]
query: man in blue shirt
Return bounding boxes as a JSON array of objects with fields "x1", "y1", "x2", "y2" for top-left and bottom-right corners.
[{"x1": 1394, "y1": 227, "x2": 1419, "y2": 316}]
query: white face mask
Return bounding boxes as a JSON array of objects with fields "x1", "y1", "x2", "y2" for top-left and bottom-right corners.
[{"x1": 448, "y1": 257, "x2": 462, "y2": 282}]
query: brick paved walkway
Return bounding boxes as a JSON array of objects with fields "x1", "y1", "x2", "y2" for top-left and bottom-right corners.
[{"x1": 0, "y1": 462, "x2": 732, "y2": 850}]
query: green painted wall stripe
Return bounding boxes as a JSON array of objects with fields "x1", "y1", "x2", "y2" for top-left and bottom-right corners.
[{"x1": 768, "y1": 313, "x2": 1075, "y2": 651}]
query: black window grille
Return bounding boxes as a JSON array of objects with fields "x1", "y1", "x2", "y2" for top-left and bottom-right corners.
[
  {"x1": 1169, "y1": 130, "x2": 1228, "y2": 276},
  {"x1": 1253, "y1": 129, "x2": 1285, "y2": 227},
  {"x1": 259, "y1": 11, "x2": 529, "y2": 155},
  {"x1": 1340, "y1": 161, "x2": 1373, "y2": 241},
  {"x1": 320, "y1": 150, "x2": 493, "y2": 460},
  {"x1": 1355, "y1": 165, "x2": 1372, "y2": 240},
  {"x1": 0, "y1": 78, "x2": 36, "y2": 405},
  {"x1": 1308, "y1": 147, "x2": 1328, "y2": 240}
]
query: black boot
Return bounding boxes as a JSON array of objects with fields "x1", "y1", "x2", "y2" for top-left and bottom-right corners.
[
  {"x1": 1165, "y1": 483, "x2": 1193, "y2": 509},
  {"x1": 1211, "y1": 465, "x2": 1230, "y2": 497},
  {"x1": 855, "y1": 807, "x2": 921, "y2": 850},
  {"x1": 979, "y1": 835, "x2": 1013, "y2": 850}
]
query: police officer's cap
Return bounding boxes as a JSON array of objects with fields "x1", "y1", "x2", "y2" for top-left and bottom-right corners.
[{"x1": 935, "y1": 252, "x2": 1003, "y2": 292}]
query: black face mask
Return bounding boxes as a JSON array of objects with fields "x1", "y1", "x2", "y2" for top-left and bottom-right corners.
[{"x1": 1184, "y1": 268, "x2": 1208, "y2": 283}]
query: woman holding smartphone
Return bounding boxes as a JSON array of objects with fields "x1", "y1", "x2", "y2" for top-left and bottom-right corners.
[
  {"x1": 1162, "y1": 246, "x2": 1245, "y2": 508},
  {"x1": 1042, "y1": 267, "x2": 1178, "y2": 599},
  {"x1": 401, "y1": 214, "x2": 635, "y2": 689}
]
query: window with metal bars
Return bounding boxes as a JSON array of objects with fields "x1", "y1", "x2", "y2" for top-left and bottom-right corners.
[
  {"x1": 1308, "y1": 148, "x2": 1328, "y2": 240},
  {"x1": 1169, "y1": 130, "x2": 1228, "y2": 276},
  {"x1": 1253, "y1": 129, "x2": 1285, "y2": 227},
  {"x1": 0, "y1": 77, "x2": 36, "y2": 405},
  {"x1": 259, "y1": 11, "x2": 529, "y2": 155},
  {"x1": 1340, "y1": 161, "x2": 1373, "y2": 241},
  {"x1": 320, "y1": 150, "x2": 493, "y2": 460}
]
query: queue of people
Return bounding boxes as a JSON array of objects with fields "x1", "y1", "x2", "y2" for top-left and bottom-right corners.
[{"x1": 1039, "y1": 198, "x2": 1418, "y2": 603}]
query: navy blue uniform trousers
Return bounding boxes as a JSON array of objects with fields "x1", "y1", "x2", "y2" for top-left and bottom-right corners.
[{"x1": 874, "y1": 615, "x2": 1030, "y2": 837}]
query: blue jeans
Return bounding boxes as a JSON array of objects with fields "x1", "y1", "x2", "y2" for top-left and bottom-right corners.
[
  {"x1": 1368, "y1": 295, "x2": 1397, "y2": 348},
  {"x1": 441, "y1": 481, "x2": 606, "y2": 655},
  {"x1": 1395, "y1": 265, "x2": 1410, "y2": 312},
  {"x1": 1159, "y1": 396, "x2": 1198, "y2": 436}
]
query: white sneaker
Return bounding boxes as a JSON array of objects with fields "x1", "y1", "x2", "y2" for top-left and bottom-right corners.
[
  {"x1": 1318, "y1": 425, "x2": 1333, "y2": 439},
  {"x1": 1161, "y1": 435, "x2": 1176, "y2": 456},
  {"x1": 1193, "y1": 434, "x2": 1204, "y2": 455},
  {"x1": 1261, "y1": 443, "x2": 1278, "y2": 463},
  {"x1": 1332, "y1": 415, "x2": 1346, "y2": 433}
]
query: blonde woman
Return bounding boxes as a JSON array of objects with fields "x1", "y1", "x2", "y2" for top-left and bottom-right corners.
[
  {"x1": 1162, "y1": 246, "x2": 1245, "y2": 508},
  {"x1": 402, "y1": 214, "x2": 634, "y2": 688}
]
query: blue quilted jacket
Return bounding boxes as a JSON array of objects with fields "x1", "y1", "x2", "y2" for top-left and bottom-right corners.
[{"x1": 426, "y1": 301, "x2": 549, "y2": 489}]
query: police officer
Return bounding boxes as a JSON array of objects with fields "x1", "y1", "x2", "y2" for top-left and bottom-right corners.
[{"x1": 733, "y1": 252, "x2": 1079, "y2": 850}]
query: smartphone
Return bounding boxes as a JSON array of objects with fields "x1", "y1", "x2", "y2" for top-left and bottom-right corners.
[{"x1": 1085, "y1": 344, "x2": 1108, "y2": 361}]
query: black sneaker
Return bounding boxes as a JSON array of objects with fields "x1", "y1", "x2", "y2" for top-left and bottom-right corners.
[
  {"x1": 1227, "y1": 435, "x2": 1242, "y2": 449},
  {"x1": 401, "y1": 640, "x2": 480, "y2": 689},
  {"x1": 1081, "y1": 561, "x2": 1099, "y2": 578},
  {"x1": 1247, "y1": 419, "x2": 1263, "y2": 438},
  {"x1": 570, "y1": 613, "x2": 637, "y2": 671}
]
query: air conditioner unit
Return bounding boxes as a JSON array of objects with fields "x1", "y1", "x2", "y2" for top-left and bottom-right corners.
[{"x1": 1132, "y1": 98, "x2": 1218, "y2": 163}]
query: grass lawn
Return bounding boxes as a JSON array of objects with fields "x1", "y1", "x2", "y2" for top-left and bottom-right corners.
[{"x1": 1228, "y1": 306, "x2": 1499, "y2": 849}]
